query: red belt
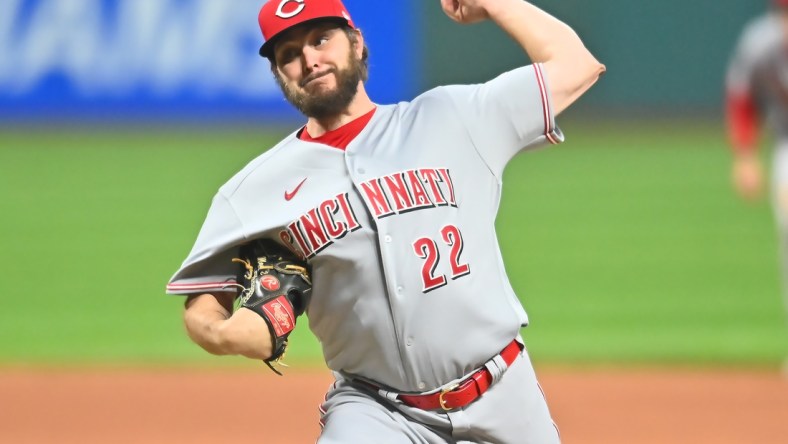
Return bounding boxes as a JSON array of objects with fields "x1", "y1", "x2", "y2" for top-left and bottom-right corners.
[{"x1": 362, "y1": 339, "x2": 522, "y2": 412}]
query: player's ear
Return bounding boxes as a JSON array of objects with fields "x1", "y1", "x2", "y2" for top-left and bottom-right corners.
[{"x1": 351, "y1": 28, "x2": 365, "y2": 59}]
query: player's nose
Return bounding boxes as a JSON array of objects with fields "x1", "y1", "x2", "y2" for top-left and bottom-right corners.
[{"x1": 301, "y1": 46, "x2": 322, "y2": 72}]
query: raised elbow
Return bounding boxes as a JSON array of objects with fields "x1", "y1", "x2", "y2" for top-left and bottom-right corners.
[{"x1": 544, "y1": 50, "x2": 606, "y2": 115}]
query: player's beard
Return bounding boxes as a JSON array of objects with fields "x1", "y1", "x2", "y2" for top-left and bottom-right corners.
[{"x1": 276, "y1": 51, "x2": 364, "y2": 120}]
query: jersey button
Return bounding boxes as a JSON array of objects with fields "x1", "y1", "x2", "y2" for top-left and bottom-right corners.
[
  {"x1": 384, "y1": 235, "x2": 392, "y2": 243},
  {"x1": 417, "y1": 382, "x2": 426, "y2": 390},
  {"x1": 406, "y1": 337, "x2": 413, "y2": 346},
  {"x1": 357, "y1": 168, "x2": 366, "y2": 174}
]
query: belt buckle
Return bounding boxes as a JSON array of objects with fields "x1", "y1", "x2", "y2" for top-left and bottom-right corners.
[{"x1": 438, "y1": 382, "x2": 460, "y2": 411}]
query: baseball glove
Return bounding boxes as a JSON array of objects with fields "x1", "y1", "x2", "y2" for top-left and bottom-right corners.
[{"x1": 231, "y1": 239, "x2": 312, "y2": 375}]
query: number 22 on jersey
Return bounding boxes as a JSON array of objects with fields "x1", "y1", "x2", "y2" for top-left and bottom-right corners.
[{"x1": 412, "y1": 225, "x2": 471, "y2": 293}]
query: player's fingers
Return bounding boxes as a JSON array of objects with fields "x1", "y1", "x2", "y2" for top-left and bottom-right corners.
[
  {"x1": 738, "y1": 184, "x2": 760, "y2": 201},
  {"x1": 440, "y1": 0, "x2": 462, "y2": 21},
  {"x1": 440, "y1": 0, "x2": 460, "y2": 11},
  {"x1": 733, "y1": 170, "x2": 763, "y2": 201},
  {"x1": 732, "y1": 156, "x2": 764, "y2": 201}
]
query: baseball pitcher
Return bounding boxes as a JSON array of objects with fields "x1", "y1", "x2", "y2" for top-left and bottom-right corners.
[
  {"x1": 726, "y1": 0, "x2": 788, "y2": 364},
  {"x1": 167, "y1": 0, "x2": 605, "y2": 442}
]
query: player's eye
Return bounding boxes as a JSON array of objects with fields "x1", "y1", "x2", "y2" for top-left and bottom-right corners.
[
  {"x1": 278, "y1": 48, "x2": 300, "y2": 63},
  {"x1": 314, "y1": 34, "x2": 330, "y2": 47}
]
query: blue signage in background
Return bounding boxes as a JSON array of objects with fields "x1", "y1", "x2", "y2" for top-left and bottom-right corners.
[{"x1": 0, "y1": 0, "x2": 420, "y2": 123}]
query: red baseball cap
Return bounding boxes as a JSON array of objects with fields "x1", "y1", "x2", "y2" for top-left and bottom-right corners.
[{"x1": 258, "y1": 0, "x2": 355, "y2": 58}]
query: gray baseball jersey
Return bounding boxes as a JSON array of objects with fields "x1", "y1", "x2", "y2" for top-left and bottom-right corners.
[
  {"x1": 168, "y1": 64, "x2": 561, "y2": 394},
  {"x1": 727, "y1": 12, "x2": 788, "y2": 139}
]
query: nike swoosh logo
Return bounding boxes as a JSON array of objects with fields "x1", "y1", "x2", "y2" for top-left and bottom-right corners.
[{"x1": 285, "y1": 178, "x2": 308, "y2": 201}]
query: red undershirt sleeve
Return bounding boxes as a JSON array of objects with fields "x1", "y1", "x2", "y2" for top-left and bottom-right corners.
[{"x1": 725, "y1": 89, "x2": 759, "y2": 154}]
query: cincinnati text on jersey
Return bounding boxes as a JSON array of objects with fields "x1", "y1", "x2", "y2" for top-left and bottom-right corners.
[{"x1": 281, "y1": 167, "x2": 457, "y2": 259}]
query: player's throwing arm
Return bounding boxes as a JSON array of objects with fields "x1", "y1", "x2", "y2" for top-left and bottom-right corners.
[{"x1": 441, "y1": 0, "x2": 605, "y2": 114}]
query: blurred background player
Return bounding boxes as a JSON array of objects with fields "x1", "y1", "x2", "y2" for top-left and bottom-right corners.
[{"x1": 725, "y1": 0, "x2": 788, "y2": 369}]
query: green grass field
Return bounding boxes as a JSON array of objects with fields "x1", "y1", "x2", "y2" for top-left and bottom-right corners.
[{"x1": 0, "y1": 119, "x2": 785, "y2": 368}]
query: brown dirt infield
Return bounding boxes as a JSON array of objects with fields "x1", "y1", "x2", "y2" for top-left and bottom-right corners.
[{"x1": 1, "y1": 366, "x2": 786, "y2": 443}]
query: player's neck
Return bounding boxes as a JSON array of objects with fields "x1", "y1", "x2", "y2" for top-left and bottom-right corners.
[{"x1": 305, "y1": 83, "x2": 375, "y2": 137}]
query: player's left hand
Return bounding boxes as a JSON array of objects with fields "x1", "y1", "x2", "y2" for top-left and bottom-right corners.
[
  {"x1": 440, "y1": 0, "x2": 491, "y2": 24},
  {"x1": 231, "y1": 239, "x2": 312, "y2": 374},
  {"x1": 732, "y1": 153, "x2": 764, "y2": 201}
]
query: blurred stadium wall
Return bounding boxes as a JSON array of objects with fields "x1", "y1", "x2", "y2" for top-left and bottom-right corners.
[
  {"x1": 0, "y1": 0, "x2": 768, "y2": 124},
  {"x1": 422, "y1": 0, "x2": 765, "y2": 116},
  {"x1": 0, "y1": 0, "x2": 419, "y2": 124}
]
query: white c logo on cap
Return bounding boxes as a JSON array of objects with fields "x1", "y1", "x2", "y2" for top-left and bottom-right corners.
[{"x1": 276, "y1": 0, "x2": 306, "y2": 19}]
